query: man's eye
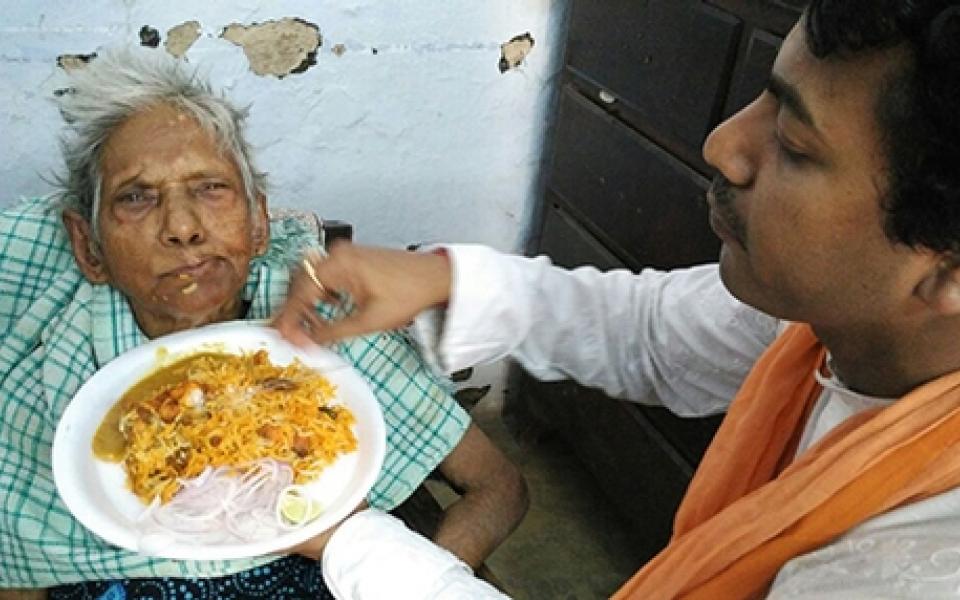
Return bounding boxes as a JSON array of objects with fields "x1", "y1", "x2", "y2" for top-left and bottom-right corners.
[{"x1": 775, "y1": 132, "x2": 809, "y2": 165}]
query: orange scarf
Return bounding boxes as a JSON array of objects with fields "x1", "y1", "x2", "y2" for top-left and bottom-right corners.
[{"x1": 613, "y1": 323, "x2": 960, "y2": 600}]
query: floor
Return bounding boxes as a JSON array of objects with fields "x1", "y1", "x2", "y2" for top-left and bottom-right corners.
[{"x1": 431, "y1": 392, "x2": 649, "y2": 599}]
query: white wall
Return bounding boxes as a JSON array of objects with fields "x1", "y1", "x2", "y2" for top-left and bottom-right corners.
[{"x1": 0, "y1": 0, "x2": 568, "y2": 251}]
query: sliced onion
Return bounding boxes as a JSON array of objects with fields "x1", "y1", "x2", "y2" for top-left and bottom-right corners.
[{"x1": 137, "y1": 458, "x2": 319, "y2": 546}]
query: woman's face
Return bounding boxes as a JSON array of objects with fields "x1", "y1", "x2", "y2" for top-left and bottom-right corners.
[{"x1": 67, "y1": 104, "x2": 269, "y2": 338}]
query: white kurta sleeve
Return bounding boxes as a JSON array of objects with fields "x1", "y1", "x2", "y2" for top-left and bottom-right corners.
[
  {"x1": 322, "y1": 509, "x2": 509, "y2": 600},
  {"x1": 413, "y1": 244, "x2": 779, "y2": 416}
]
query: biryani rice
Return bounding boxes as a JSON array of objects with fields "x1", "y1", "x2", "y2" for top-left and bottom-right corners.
[{"x1": 119, "y1": 349, "x2": 357, "y2": 504}]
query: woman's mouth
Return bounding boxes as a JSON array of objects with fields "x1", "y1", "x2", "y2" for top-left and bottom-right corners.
[
  {"x1": 168, "y1": 258, "x2": 213, "y2": 278},
  {"x1": 180, "y1": 279, "x2": 198, "y2": 295},
  {"x1": 166, "y1": 258, "x2": 217, "y2": 294}
]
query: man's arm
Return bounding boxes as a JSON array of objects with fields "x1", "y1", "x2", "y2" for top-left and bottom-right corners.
[
  {"x1": 322, "y1": 509, "x2": 509, "y2": 599},
  {"x1": 422, "y1": 245, "x2": 778, "y2": 414},
  {"x1": 430, "y1": 423, "x2": 528, "y2": 569},
  {"x1": 276, "y1": 242, "x2": 780, "y2": 417}
]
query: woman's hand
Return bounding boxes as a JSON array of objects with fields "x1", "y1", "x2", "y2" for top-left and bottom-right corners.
[
  {"x1": 273, "y1": 242, "x2": 452, "y2": 346},
  {"x1": 285, "y1": 525, "x2": 338, "y2": 561},
  {"x1": 284, "y1": 500, "x2": 369, "y2": 560}
]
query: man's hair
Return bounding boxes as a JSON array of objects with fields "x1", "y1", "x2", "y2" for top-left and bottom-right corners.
[
  {"x1": 804, "y1": 1, "x2": 960, "y2": 254},
  {"x1": 54, "y1": 47, "x2": 267, "y2": 237}
]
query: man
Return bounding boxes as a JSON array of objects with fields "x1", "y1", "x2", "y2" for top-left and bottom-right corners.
[
  {"x1": 0, "y1": 48, "x2": 527, "y2": 598},
  {"x1": 275, "y1": 1, "x2": 960, "y2": 597}
]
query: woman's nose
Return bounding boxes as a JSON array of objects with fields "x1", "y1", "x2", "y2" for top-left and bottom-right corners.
[
  {"x1": 702, "y1": 96, "x2": 764, "y2": 188},
  {"x1": 160, "y1": 194, "x2": 205, "y2": 246}
]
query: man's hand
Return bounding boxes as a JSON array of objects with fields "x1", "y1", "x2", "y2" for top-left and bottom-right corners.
[{"x1": 273, "y1": 242, "x2": 452, "y2": 346}]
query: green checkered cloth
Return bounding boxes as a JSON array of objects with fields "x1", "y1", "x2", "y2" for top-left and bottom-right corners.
[{"x1": 0, "y1": 197, "x2": 469, "y2": 588}]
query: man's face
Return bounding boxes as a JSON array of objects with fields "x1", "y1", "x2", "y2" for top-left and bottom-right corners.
[
  {"x1": 702, "y1": 23, "x2": 936, "y2": 330},
  {"x1": 86, "y1": 104, "x2": 267, "y2": 337}
]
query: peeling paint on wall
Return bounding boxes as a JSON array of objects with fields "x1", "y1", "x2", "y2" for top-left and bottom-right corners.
[
  {"x1": 2, "y1": 0, "x2": 563, "y2": 271},
  {"x1": 220, "y1": 17, "x2": 321, "y2": 78},
  {"x1": 139, "y1": 25, "x2": 161, "y2": 48},
  {"x1": 56, "y1": 53, "x2": 96, "y2": 72},
  {"x1": 165, "y1": 20, "x2": 201, "y2": 58},
  {"x1": 499, "y1": 32, "x2": 535, "y2": 73}
]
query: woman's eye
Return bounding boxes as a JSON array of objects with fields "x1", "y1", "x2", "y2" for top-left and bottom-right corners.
[
  {"x1": 195, "y1": 181, "x2": 231, "y2": 197},
  {"x1": 116, "y1": 190, "x2": 155, "y2": 204}
]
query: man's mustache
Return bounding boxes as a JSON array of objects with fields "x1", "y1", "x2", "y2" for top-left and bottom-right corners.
[
  {"x1": 709, "y1": 175, "x2": 735, "y2": 209},
  {"x1": 707, "y1": 175, "x2": 747, "y2": 247}
]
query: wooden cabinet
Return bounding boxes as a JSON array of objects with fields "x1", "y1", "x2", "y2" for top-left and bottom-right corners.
[
  {"x1": 506, "y1": 0, "x2": 801, "y2": 564},
  {"x1": 550, "y1": 89, "x2": 716, "y2": 270}
]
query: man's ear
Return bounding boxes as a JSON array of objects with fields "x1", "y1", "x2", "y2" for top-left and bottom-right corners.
[
  {"x1": 251, "y1": 193, "x2": 270, "y2": 256},
  {"x1": 916, "y1": 255, "x2": 960, "y2": 316},
  {"x1": 63, "y1": 210, "x2": 110, "y2": 284}
]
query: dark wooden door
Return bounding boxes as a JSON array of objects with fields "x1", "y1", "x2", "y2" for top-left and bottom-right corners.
[{"x1": 509, "y1": 0, "x2": 802, "y2": 564}]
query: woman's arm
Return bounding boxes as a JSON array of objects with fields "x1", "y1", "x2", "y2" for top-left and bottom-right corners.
[
  {"x1": 0, "y1": 590, "x2": 48, "y2": 599},
  {"x1": 293, "y1": 423, "x2": 527, "y2": 569},
  {"x1": 430, "y1": 423, "x2": 529, "y2": 569}
]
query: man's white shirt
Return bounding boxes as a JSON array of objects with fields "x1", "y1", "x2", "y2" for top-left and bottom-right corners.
[{"x1": 326, "y1": 244, "x2": 960, "y2": 599}]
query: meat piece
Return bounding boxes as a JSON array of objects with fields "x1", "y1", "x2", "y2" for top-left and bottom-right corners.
[
  {"x1": 292, "y1": 434, "x2": 312, "y2": 457},
  {"x1": 257, "y1": 423, "x2": 283, "y2": 443},
  {"x1": 158, "y1": 397, "x2": 180, "y2": 423}
]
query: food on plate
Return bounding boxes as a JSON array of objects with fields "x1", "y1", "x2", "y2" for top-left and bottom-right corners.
[{"x1": 93, "y1": 349, "x2": 357, "y2": 505}]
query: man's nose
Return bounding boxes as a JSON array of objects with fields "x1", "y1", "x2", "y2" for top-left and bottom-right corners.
[
  {"x1": 702, "y1": 96, "x2": 764, "y2": 188},
  {"x1": 160, "y1": 193, "x2": 205, "y2": 246}
]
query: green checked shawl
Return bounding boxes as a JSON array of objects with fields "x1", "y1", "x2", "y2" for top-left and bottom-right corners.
[{"x1": 0, "y1": 197, "x2": 469, "y2": 587}]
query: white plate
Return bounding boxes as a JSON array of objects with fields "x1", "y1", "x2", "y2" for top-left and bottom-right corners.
[{"x1": 52, "y1": 321, "x2": 385, "y2": 561}]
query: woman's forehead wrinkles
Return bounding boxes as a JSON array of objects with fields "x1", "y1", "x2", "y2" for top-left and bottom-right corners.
[{"x1": 101, "y1": 111, "x2": 237, "y2": 191}]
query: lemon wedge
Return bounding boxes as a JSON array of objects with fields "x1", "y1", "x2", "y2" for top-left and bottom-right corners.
[{"x1": 277, "y1": 486, "x2": 324, "y2": 527}]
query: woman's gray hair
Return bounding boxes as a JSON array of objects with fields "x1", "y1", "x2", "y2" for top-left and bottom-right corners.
[{"x1": 54, "y1": 47, "x2": 267, "y2": 237}]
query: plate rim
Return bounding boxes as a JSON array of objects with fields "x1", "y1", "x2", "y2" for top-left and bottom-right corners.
[{"x1": 52, "y1": 320, "x2": 385, "y2": 561}]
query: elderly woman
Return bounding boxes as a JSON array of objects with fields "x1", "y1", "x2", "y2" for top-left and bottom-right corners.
[{"x1": 0, "y1": 48, "x2": 527, "y2": 598}]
